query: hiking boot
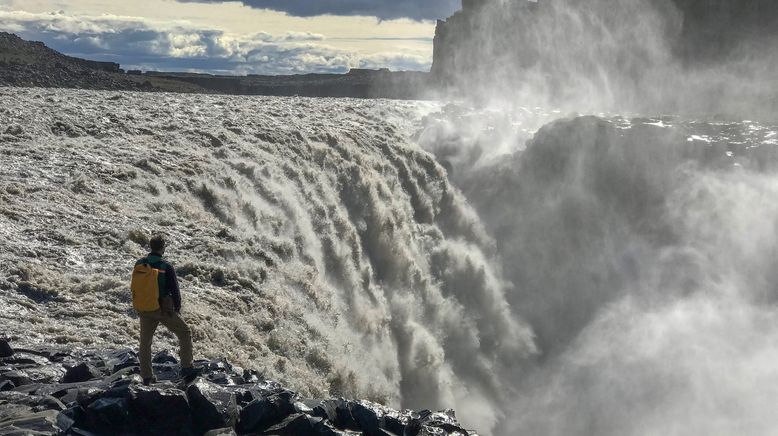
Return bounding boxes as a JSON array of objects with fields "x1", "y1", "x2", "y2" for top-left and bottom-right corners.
[
  {"x1": 180, "y1": 366, "x2": 202, "y2": 380},
  {"x1": 143, "y1": 377, "x2": 156, "y2": 386}
]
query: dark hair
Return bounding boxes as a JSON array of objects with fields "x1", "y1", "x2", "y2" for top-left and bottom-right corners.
[{"x1": 149, "y1": 234, "x2": 166, "y2": 252}]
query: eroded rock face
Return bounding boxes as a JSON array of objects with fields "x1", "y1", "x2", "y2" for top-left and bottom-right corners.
[
  {"x1": 433, "y1": 0, "x2": 778, "y2": 81},
  {"x1": 430, "y1": 0, "x2": 778, "y2": 111},
  {"x1": 0, "y1": 341, "x2": 479, "y2": 436}
]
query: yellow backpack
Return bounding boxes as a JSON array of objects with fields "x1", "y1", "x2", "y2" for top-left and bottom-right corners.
[{"x1": 131, "y1": 264, "x2": 161, "y2": 312}]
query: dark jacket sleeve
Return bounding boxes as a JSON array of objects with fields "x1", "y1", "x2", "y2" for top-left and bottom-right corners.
[{"x1": 167, "y1": 263, "x2": 182, "y2": 312}]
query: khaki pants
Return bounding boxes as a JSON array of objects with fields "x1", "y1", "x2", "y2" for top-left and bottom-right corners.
[{"x1": 138, "y1": 309, "x2": 193, "y2": 379}]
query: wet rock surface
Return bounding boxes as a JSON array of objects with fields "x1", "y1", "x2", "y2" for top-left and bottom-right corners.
[{"x1": 0, "y1": 340, "x2": 478, "y2": 435}]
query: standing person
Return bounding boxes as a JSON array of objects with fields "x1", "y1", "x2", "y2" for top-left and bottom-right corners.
[{"x1": 132, "y1": 234, "x2": 198, "y2": 385}]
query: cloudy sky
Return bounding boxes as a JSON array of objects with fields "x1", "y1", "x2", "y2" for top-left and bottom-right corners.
[{"x1": 0, "y1": 0, "x2": 461, "y2": 75}]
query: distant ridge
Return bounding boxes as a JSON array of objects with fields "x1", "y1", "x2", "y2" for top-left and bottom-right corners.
[
  {"x1": 0, "y1": 32, "x2": 432, "y2": 99},
  {"x1": 0, "y1": 32, "x2": 198, "y2": 92}
]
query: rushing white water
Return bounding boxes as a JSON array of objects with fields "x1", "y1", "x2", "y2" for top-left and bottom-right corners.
[{"x1": 2, "y1": 87, "x2": 778, "y2": 435}]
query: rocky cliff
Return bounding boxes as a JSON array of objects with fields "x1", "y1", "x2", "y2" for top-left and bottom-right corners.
[
  {"x1": 0, "y1": 32, "x2": 166, "y2": 91},
  {"x1": 432, "y1": 0, "x2": 778, "y2": 78},
  {"x1": 430, "y1": 0, "x2": 778, "y2": 113},
  {"x1": 673, "y1": 0, "x2": 778, "y2": 60}
]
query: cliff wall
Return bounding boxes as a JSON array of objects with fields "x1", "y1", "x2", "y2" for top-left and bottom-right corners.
[{"x1": 430, "y1": 0, "x2": 778, "y2": 112}]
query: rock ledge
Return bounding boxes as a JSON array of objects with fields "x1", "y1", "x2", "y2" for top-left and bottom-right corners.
[{"x1": 0, "y1": 339, "x2": 478, "y2": 436}]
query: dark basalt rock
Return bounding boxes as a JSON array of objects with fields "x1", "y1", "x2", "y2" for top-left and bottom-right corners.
[
  {"x1": 76, "y1": 386, "x2": 107, "y2": 409},
  {"x1": 0, "y1": 380, "x2": 15, "y2": 392},
  {"x1": 152, "y1": 349, "x2": 178, "y2": 364},
  {"x1": 237, "y1": 390, "x2": 296, "y2": 433},
  {"x1": 204, "y1": 428, "x2": 238, "y2": 436},
  {"x1": 0, "y1": 409, "x2": 61, "y2": 435},
  {"x1": 0, "y1": 339, "x2": 13, "y2": 358},
  {"x1": 128, "y1": 384, "x2": 191, "y2": 435},
  {"x1": 260, "y1": 413, "x2": 340, "y2": 436},
  {"x1": 153, "y1": 362, "x2": 181, "y2": 382},
  {"x1": 187, "y1": 379, "x2": 238, "y2": 434},
  {"x1": 351, "y1": 402, "x2": 383, "y2": 436},
  {"x1": 382, "y1": 413, "x2": 406, "y2": 435},
  {"x1": 1, "y1": 370, "x2": 32, "y2": 387},
  {"x1": 0, "y1": 354, "x2": 46, "y2": 367},
  {"x1": 103, "y1": 349, "x2": 138, "y2": 374},
  {"x1": 0, "y1": 341, "x2": 478, "y2": 436},
  {"x1": 15, "y1": 346, "x2": 70, "y2": 363},
  {"x1": 241, "y1": 368, "x2": 262, "y2": 384},
  {"x1": 85, "y1": 396, "x2": 130, "y2": 433},
  {"x1": 63, "y1": 363, "x2": 102, "y2": 384},
  {"x1": 312, "y1": 398, "x2": 361, "y2": 430}
]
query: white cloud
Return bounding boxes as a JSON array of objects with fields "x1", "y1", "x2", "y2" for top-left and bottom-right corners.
[{"x1": 0, "y1": 9, "x2": 431, "y2": 74}]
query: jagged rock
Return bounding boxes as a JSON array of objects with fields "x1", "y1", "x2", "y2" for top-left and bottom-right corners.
[
  {"x1": 105, "y1": 366, "x2": 140, "y2": 384},
  {"x1": 33, "y1": 380, "x2": 104, "y2": 402},
  {"x1": 0, "y1": 339, "x2": 13, "y2": 358},
  {"x1": 11, "y1": 384, "x2": 44, "y2": 396},
  {"x1": 76, "y1": 386, "x2": 106, "y2": 409},
  {"x1": 311, "y1": 399, "x2": 338, "y2": 423},
  {"x1": 207, "y1": 371, "x2": 240, "y2": 386},
  {"x1": 404, "y1": 419, "x2": 423, "y2": 436},
  {"x1": 63, "y1": 363, "x2": 102, "y2": 384},
  {"x1": 34, "y1": 395, "x2": 66, "y2": 412},
  {"x1": 128, "y1": 384, "x2": 191, "y2": 435},
  {"x1": 0, "y1": 342, "x2": 475, "y2": 436},
  {"x1": 15, "y1": 346, "x2": 69, "y2": 362},
  {"x1": 382, "y1": 413, "x2": 406, "y2": 435},
  {"x1": 0, "y1": 409, "x2": 62, "y2": 435},
  {"x1": 152, "y1": 349, "x2": 178, "y2": 364},
  {"x1": 237, "y1": 390, "x2": 296, "y2": 433},
  {"x1": 56, "y1": 388, "x2": 80, "y2": 405},
  {"x1": 103, "y1": 349, "x2": 138, "y2": 374},
  {"x1": 203, "y1": 357, "x2": 232, "y2": 372},
  {"x1": 55, "y1": 408, "x2": 76, "y2": 433},
  {"x1": 187, "y1": 379, "x2": 238, "y2": 434},
  {"x1": 260, "y1": 413, "x2": 340, "y2": 436},
  {"x1": 1, "y1": 352, "x2": 53, "y2": 368},
  {"x1": 1, "y1": 370, "x2": 32, "y2": 387},
  {"x1": 350, "y1": 402, "x2": 384, "y2": 436},
  {"x1": 152, "y1": 362, "x2": 180, "y2": 382},
  {"x1": 241, "y1": 368, "x2": 262, "y2": 384},
  {"x1": 103, "y1": 377, "x2": 139, "y2": 401},
  {"x1": 0, "y1": 380, "x2": 15, "y2": 391},
  {"x1": 85, "y1": 396, "x2": 130, "y2": 433},
  {"x1": 312, "y1": 400, "x2": 397, "y2": 436},
  {"x1": 408, "y1": 409, "x2": 471, "y2": 436},
  {"x1": 0, "y1": 391, "x2": 65, "y2": 414},
  {"x1": 312, "y1": 399, "x2": 362, "y2": 431},
  {"x1": 24, "y1": 364, "x2": 66, "y2": 385},
  {"x1": 204, "y1": 428, "x2": 238, "y2": 436},
  {"x1": 58, "y1": 406, "x2": 85, "y2": 430}
]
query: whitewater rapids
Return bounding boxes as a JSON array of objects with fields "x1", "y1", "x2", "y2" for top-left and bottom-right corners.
[{"x1": 2, "y1": 87, "x2": 778, "y2": 436}]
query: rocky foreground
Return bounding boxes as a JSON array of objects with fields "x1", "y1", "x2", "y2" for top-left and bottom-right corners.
[{"x1": 0, "y1": 339, "x2": 476, "y2": 435}]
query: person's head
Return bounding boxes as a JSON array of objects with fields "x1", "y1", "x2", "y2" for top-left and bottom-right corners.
[{"x1": 149, "y1": 234, "x2": 166, "y2": 255}]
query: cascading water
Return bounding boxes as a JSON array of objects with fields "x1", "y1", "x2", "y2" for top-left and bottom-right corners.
[
  {"x1": 1, "y1": 82, "x2": 778, "y2": 435},
  {"x1": 0, "y1": 88, "x2": 534, "y2": 433}
]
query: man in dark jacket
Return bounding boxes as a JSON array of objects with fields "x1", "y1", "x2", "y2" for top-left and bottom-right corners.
[{"x1": 135, "y1": 234, "x2": 197, "y2": 385}]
